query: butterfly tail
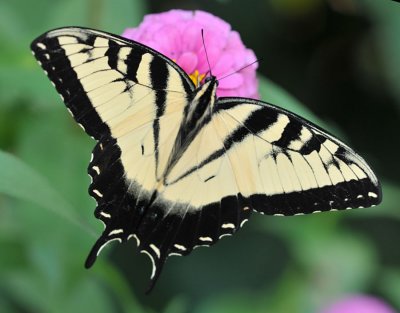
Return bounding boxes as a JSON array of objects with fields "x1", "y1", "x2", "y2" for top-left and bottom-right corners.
[
  {"x1": 84, "y1": 233, "x2": 123, "y2": 269},
  {"x1": 144, "y1": 255, "x2": 167, "y2": 294}
]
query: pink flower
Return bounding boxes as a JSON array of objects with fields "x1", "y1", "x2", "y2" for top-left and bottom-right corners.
[
  {"x1": 320, "y1": 295, "x2": 397, "y2": 313},
  {"x1": 122, "y1": 10, "x2": 259, "y2": 99}
]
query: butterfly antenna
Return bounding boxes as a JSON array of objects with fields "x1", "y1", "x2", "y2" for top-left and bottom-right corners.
[
  {"x1": 218, "y1": 59, "x2": 261, "y2": 81},
  {"x1": 201, "y1": 29, "x2": 213, "y2": 77}
]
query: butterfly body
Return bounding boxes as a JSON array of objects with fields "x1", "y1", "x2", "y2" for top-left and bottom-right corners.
[
  {"x1": 164, "y1": 76, "x2": 218, "y2": 181},
  {"x1": 31, "y1": 27, "x2": 381, "y2": 291}
]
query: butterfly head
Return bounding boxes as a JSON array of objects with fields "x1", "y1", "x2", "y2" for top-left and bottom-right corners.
[
  {"x1": 186, "y1": 74, "x2": 219, "y2": 125},
  {"x1": 197, "y1": 74, "x2": 219, "y2": 104},
  {"x1": 204, "y1": 75, "x2": 219, "y2": 86}
]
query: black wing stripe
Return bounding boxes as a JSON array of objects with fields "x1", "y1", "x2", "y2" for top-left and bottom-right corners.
[
  {"x1": 167, "y1": 106, "x2": 278, "y2": 184},
  {"x1": 105, "y1": 40, "x2": 120, "y2": 71},
  {"x1": 272, "y1": 119, "x2": 303, "y2": 148},
  {"x1": 125, "y1": 48, "x2": 145, "y2": 83},
  {"x1": 31, "y1": 36, "x2": 109, "y2": 138},
  {"x1": 150, "y1": 56, "x2": 169, "y2": 175}
]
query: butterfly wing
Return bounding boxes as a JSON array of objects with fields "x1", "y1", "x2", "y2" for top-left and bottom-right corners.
[
  {"x1": 31, "y1": 27, "x2": 196, "y2": 285},
  {"x1": 166, "y1": 97, "x2": 381, "y2": 214},
  {"x1": 153, "y1": 97, "x2": 381, "y2": 260}
]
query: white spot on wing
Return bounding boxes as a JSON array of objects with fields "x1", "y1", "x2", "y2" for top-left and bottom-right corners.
[
  {"x1": 368, "y1": 192, "x2": 378, "y2": 198},
  {"x1": 92, "y1": 166, "x2": 100, "y2": 174},
  {"x1": 66, "y1": 107, "x2": 74, "y2": 117},
  {"x1": 150, "y1": 244, "x2": 160, "y2": 258},
  {"x1": 92, "y1": 189, "x2": 103, "y2": 198},
  {"x1": 109, "y1": 229, "x2": 123, "y2": 236},
  {"x1": 97, "y1": 238, "x2": 122, "y2": 256},
  {"x1": 194, "y1": 244, "x2": 210, "y2": 250},
  {"x1": 221, "y1": 223, "x2": 235, "y2": 229},
  {"x1": 100, "y1": 212, "x2": 111, "y2": 218},
  {"x1": 219, "y1": 233, "x2": 232, "y2": 239},
  {"x1": 199, "y1": 237, "x2": 212, "y2": 242},
  {"x1": 36, "y1": 42, "x2": 46, "y2": 49},
  {"x1": 174, "y1": 244, "x2": 187, "y2": 251},
  {"x1": 169, "y1": 253, "x2": 182, "y2": 257},
  {"x1": 240, "y1": 219, "x2": 248, "y2": 228},
  {"x1": 141, "y1": 250, "x2": 156, "y2": 279},
  {"x1": 128, "y1": 234, "x2": 140, "y2": 246}
]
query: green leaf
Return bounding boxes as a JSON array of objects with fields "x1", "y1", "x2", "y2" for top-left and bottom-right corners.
[
  {"x1": 100, "y1": 0, "x2": 147, "y2": 32},
  {"x1": 358, "y1": 0, "x2": 400, "y2": 106},
  {"x1": 258, "y1": 75, "x2": 345, "y2": 139},
  {"x1": 0, "y1": 150, "x2": 95, "y2": 237},
  {"x1": 93, "y1": 262, "x2": 147, "y2": 313},
  {"x1": 258, "y1": 75, "x2": 326, "y2": 127},
  {"x1": 195, "y1": 292, "x2": 258, "y2": 313}
]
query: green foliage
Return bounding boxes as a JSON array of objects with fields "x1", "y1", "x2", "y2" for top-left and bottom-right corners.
[
  {"x1": 359, "y1": 0, "x2": 400, "y2": 106},
  {"x1": 0, "y1": 0, "x2": 399, "y2": 312}
]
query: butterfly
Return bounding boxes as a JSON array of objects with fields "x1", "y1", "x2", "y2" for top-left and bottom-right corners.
[{"x1": 31, "y1": 27, "x2": 382, "y2": 291}]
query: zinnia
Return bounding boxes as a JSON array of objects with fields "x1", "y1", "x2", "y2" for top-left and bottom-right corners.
[{"x1": 122, "y1": 10, "x2": 259, "y2": 99}]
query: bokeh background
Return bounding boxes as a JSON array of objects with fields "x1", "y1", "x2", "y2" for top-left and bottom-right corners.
[{"x1": 1, "y1": 0, "x2": 399, "y2": 312}]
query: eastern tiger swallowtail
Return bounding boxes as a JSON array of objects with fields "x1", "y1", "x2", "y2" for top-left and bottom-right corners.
[{"x1": 31, "y1": 27, "x2": 382, "y2": 291}]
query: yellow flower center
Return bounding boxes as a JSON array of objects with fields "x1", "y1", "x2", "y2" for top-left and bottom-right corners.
[{"x1": 189, "y1": 70, "x2": 205, "y2": 87}]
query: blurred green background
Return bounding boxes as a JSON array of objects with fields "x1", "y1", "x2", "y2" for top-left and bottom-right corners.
[{"x1": 1, "y1": 0, "x2": 399, "y2": 312}]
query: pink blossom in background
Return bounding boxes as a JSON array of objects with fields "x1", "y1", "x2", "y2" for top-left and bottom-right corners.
[
  {"x1": 122, "y1": 10, "x2": 259, "y2": 99},
  {"x1": 320, "y1": 295, "x2": 397, "y2": 313}
]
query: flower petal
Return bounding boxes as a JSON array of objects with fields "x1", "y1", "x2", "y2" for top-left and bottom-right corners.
[
  {"x1": 177, "y1": 52, "x2": 198, "y2": 74},
  {"x1": 121, "y1": 10, "x2": 259, "y2": 99},
  {"x1": 219, "y1": 73, "x2": 243, "y2": 89},
  {"x1": 213, "y1": 53, "x2": 234, "y2": 76}
]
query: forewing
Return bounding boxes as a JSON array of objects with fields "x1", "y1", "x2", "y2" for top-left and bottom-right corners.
[
  {"x1": 30, "y1": 27, "x2": 194, "y2": 140},
  {"x1": 203, "y1": 98, "x2": 381, "y2": 214},
  {"x1": 165, "y1": 97, "x2": 381, "y2": 216}
]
